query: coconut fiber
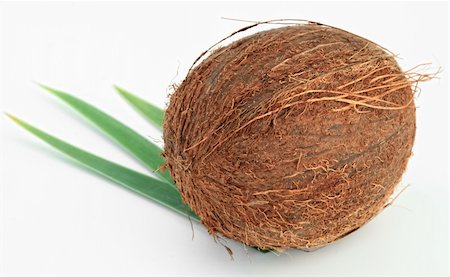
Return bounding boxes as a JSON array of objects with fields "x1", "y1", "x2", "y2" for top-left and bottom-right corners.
[{"x1": 163, "y1": 23, "x2": 429, "y2": 250}]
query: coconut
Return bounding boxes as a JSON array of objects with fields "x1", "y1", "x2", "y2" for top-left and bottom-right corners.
[{"x1": 163, "y1": 23, "x2": 422, "y2": 250}]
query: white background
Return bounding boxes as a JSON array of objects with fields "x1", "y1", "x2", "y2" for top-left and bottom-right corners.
[{"x1": 0, "y1": 1, "x2": 448, "y2": 276}]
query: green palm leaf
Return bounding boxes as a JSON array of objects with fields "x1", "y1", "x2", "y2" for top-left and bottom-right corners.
[
  {"x1": 37, "y1": 84, "x2": 175, "y2": 189},
  {"x1": 114, "y1": 85, "x2": 165, "y2": 131},
  {"x1": 6, "y1": 113, "x2": 199, "y2": 221}
]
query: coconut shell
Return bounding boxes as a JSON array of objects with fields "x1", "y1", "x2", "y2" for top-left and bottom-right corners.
[{"x1": 163, "y1": 24, "x2": 417, "y2": 250}]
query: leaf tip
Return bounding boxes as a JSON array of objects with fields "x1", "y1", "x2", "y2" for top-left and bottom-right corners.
[
  {"x1": 33, "y1": 81, "x2": 48, "y2": 90},
  {"x1": 4, "y1": 112, "x2": 15, "y2": 120},
  {"x1": 32, "y1": 80, "x2": 43, "y2": 87},
  {"x1": 4, "y1": 112, "x2": 23, "y2": 125},
  {"x1": 113, "y1": 84, "x2": 127, "y2": 96},
  {"x1": 35, "y1": 82, "x2": 61, "y2": 96}
]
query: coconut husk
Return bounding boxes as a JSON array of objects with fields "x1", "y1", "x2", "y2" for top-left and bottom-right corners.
[{"x1": 163, "y1": 23, "x2": 431, "y2": 250}]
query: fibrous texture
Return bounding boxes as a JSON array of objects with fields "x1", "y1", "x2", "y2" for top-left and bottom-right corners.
[{"x1": 163, "y1": 24, "x2": 427, "y2": 250}]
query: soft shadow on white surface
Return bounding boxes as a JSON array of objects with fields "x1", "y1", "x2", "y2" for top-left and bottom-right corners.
[{"x1": 0, "y1": 1, "x2": 448, "y2": 276}]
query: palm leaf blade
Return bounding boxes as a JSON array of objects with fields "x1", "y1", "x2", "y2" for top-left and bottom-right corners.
[
  {"x1": 37, "y1": 84, "x2": 175, "y2": 189},
  {"x1": 114, "y1": 85, "x2": 165, "y2": 131},
  {"x1": 6, "y1": 114, "x2": 199, "y2": 221}
]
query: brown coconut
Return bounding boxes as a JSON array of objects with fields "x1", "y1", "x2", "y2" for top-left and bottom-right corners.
[{"x1": 163, "y1": 23, "x2": 425, "y2": 250}]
